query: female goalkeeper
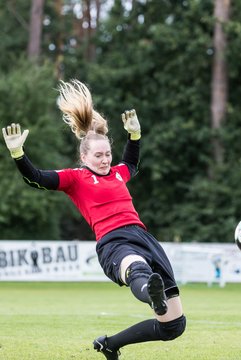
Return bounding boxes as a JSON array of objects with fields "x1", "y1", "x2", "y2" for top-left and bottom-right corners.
[{"x1": 2, "y1": 79, "x2": 186, "y2": 360}]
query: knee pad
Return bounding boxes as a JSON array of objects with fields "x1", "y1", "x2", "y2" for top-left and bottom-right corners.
[
  {"x1": 125, "y1": 261, "x2": 153, "y2": 285},
  {"x1": 155, "y1": 315, "x2": 186, "y2": 341}
]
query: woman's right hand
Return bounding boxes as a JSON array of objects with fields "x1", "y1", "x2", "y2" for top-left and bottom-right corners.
[{"x1": 2, "y1": 123, "x2": 29, "y2": 158}]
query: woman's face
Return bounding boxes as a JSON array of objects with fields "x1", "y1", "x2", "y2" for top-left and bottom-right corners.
[{"x1": 81, "y1": 139, "x2": 112, "y2": 175}]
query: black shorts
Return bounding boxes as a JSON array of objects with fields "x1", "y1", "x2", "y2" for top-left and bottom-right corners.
[{"x1": 96, "y1": 225, "x2": 179, "y2": 299}]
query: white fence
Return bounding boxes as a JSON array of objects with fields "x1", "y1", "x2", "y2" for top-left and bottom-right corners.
[{"x1": 0, "y1": 240, "x2": 241, "y2": 286}]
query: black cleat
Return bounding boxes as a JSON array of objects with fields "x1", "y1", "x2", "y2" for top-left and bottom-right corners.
[
  {"x1": 148, "y1": 273, "x2": 168, "y2": 315},
  {"x1": 93, "y1": 335, "x2": 120, "y2": 360}
]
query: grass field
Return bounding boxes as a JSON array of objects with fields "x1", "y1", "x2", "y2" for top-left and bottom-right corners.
[{"x1": 0, "y1": 282, "x2": 241, "y2": 360}]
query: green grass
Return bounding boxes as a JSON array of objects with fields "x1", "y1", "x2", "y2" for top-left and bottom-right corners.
[{"x1": 0, "y1": 282, "x2": 241, "y2": 359}]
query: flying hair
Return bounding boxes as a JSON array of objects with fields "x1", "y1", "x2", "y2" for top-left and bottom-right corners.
[{"x1": 57, "y1": 79, "x2": 108, "y2": 139}]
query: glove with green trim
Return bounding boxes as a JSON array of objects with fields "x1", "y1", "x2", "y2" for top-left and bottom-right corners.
[
  {"x1": 121, "y1": 109, "x2": 141, "y2": 140},
  {"x1": 2, "y1": 123, "x2": 29, "y2": 158}
]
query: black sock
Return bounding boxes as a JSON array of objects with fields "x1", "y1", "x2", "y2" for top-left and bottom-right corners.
[
  {"x1": 106, "y1": 315, "x2": 186, "y2": 350},
  {"x1": 107, "y1": 319, "x2": 159, "y2": 349},
  {"x1": 129, "y1": 277, "x2": 151, "y2": 304}
]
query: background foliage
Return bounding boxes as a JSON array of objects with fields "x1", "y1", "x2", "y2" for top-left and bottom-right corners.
[{"x1": 1, "y1": 0, "x2": 241, "y2": 242}]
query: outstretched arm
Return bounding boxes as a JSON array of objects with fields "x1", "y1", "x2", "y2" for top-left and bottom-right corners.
[
  {"x1": 2, "y1": 123, "x2": 29, "y2": 159},
  {"x1": 2, "y1": 123, "x2": 59, "y2": 190},
  {"x1": 121, "y1": 109, "x2": 141, "y2": 141},
  {"x1": 121, "y1": 109, "x2": 141, "y2": 177}
]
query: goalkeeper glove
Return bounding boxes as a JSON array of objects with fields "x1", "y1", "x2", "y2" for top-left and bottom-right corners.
[
  {"x1": 121, "y1": 109, "x2": 141, "y2": 140},
  {"x1": 2, "y1": 123, "x2": 29, "y2": 158}
]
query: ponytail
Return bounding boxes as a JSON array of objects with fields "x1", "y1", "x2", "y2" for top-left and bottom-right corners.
[{"x1": 57, "y1": 79, "x2": 108, "y2": 139}]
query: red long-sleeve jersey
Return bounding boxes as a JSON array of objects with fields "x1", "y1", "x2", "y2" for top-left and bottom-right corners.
[
  {"x1": 14, "y1": 138, "x2": 146, "y2": 240},
  {"x1": 57, "y1": 163, "x2": 146, "y2": 240}
]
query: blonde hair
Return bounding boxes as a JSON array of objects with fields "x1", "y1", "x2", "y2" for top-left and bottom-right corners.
[{"x1": 57, "y1": 79, "x2": 108, "y2": 139}]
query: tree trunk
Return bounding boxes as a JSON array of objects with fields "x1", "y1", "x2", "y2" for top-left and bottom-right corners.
[
  {"x1": 27, "y1": 0, "x2": 45, "y2": 60},
  {"x1": 73, "y1": 0, "x2": 102, "y2": 62},
  {"x1": 210, "y1": 0, "x2": 230, "y2": 167},
  {"x1": 54, "y1": 0, "x2": 64, "y2": 79}
]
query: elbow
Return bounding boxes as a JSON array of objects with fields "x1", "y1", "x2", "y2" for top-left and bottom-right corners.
[{"x1": 23, "y1": 176, "x2": 47, "y2": 190}]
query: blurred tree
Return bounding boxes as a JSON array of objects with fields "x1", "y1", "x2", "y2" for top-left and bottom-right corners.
[
  {"x1": 83, "y1": 0, "x2": 240, "y2": 243},
  {"x1": 210, "y1": 0, "x2": 230, "y2": 168},
  {"x1": 28, "y1": 0, "x2": 45, "y2": 60},
  {"x1": 0, "y1": 60, "x2": 70, "y2": 240},
  {"x1": 1, "y1": 0, "x2": 241, "y2": 243},
  {"x1": 53, "y1": 0, "x2": 64, "y2": 79},
  {"x1": 0, "y1": 1, "x2": 29, "y2": 72}
]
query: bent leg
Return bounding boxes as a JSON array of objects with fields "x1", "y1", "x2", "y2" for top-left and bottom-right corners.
[
  {"x1": 120, "y1": 255, "x2": 153, "y2": 304},
  {"x1": 120, "y1": 255, "x2": 168, "y2": 315},
  {"x1": 120, "y1": 254, "x2": 148, "y2": 284},
  {"x1": 94, "y1": 257, "x2": 186, "y2": 356},
  {"x1": 94, "y1": 297, "x2": 186, "y2": 354},
  {"x1": 155, "y1": 296, "x2": 183, "y2": 322}
]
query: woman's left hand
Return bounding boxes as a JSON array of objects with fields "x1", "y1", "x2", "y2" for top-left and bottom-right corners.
[{"x1": 121, "y1": 109, "x2": 141, "y2": 140}]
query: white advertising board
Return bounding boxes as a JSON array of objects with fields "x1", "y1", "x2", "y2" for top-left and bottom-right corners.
[
  {"x1": 162, "y1": 243, "x2": 241, "y2": 286},
  {"x1": 0, "y1": 241, "x2": 108, "y2": 282},
  {"x1": 0, "y1": 240, "x2": 241, "y2": 285}
]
